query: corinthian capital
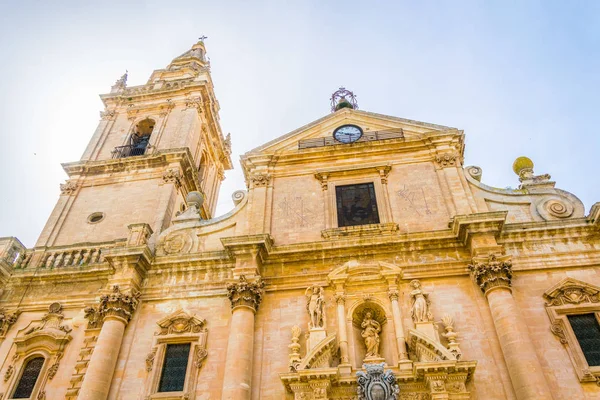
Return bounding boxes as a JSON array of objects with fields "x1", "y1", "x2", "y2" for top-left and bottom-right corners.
[
  {"x1": 93, "y1": 285, "x2": 141, "y2": 324},
  {"x1": 468, "y1": 254, "x2": 513, "y2": 294},
  {"x1": 226, "y1": 275, "x2": 265, "y2": 312}
]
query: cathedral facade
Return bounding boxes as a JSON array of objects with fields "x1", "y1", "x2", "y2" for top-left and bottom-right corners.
[{"x1": 0, "y1": 41, "x2": 599, "y2": 400}]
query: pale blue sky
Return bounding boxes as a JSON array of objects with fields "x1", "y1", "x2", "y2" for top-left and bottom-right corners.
[{"x1": 0, "y1": 1, "x2": 598, "y2": 247}]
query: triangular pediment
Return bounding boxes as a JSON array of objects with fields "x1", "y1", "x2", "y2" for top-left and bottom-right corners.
[{"x1": 247, "y1": 108, "x2": 456, "y2": 155}]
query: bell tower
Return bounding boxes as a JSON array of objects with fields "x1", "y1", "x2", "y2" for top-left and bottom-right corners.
[{"x1": 35, "y1": 39, "x2": 233, "y2": 248}]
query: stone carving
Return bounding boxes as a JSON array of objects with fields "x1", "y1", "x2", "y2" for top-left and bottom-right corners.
[
  {"x1": 47, "y1": 352, "x2": 63, "y2": 380},
  {"x1": 387, "y1": 289, "x2": 399, "y2": 302},
  {"x1": 24, "y1": 303, "x2": 71, "y2": 335},
  {"x1": 550, "y1": 322, "x2": 568, "y2": 344},
  {"x1": 541, "y1": 198, "x2": 573, "y2": 219},
  {"x1": 3, "y1": 365, "x2": 13, "y2": 382},
  {"x1": 224, "y1": 133, "x2": 232, "y2": 155},
  {"x1": 410, "y1": 280, "x2": 432, "y2": 323},
  {"x1": 305, "y1": 285, "x2": 325, "y2": 329},
  {"x1": 0, "y1": 308, "x2": 19, "y2": 338},
  {"x1": 83, "y1": 306, "x2": 103, "y2": 329},
  {"x1": 430, "y1": 380, "x2": 445, "y2": 392},
  {"x1": 356, "y1": 362, "x2": 399, "y2": 400},
  {"x1": 441, "y1": 315, "x2": 461, "y2": 360},
  {"x1": 99, "y1": 109, "x2": 116, "y2": 120},
  {"x1": 60, "y1": 181, "x2": 78, "y2": 196},
  {"x1": 334, "y1": 294, "x2": 346, "y2": 305},
  {"x1": 361, "y1": 311, "x2": 381, "y2": 358},
  {"x1": 468, "y1": 254, "x2": 513, "y2": 294},
  {"x1": 37, "y1": 390, "x2": 45, "y2": 400},
  {"x1": 184, "y1": 96, "x2": 202, "y2": 111},
  {"x1": 544, "y1": 281, "x2": 599, "y2": 306},
  {"x1": 288, "y1": 325, "x2": 302, "y2": 372},
  {"x1": 172, "y1": 191, "x2": 204, "y2": 223},
  {"x1": 146, "y1": 348, "x2": 157, "y2": 372},
  {"x1": 162, "y1": 168, "x2": 182, "y2": 187},
  {"x1": 446, "y1": 381, "x2": 465, "y2": 393},
  {"x1": 86, "y1": 285, "x2": 141, "y2": 325},
  {"x1": 513, "y1": 156, "x2": 551, "y2": 184},
  {"x1": 250, "y1": 173, "x2": 271, "y2": 188},
  {"x1": 465, "y1": 166, "x2": 482, "y2": 181},
  {"x1": 194, "y1": 346, "x2": 208, "y2": 368},
  {"x1": 226, "y1": 275, "x2": 265, "y2": 312},
  {"x1": 232, "y1": 190, "x2": 247, "y2": 206},
  {"x1": 156, "y1": 310, "x2": 206, "y2": 335},
  {"x1": 434, "y1": 153, "x2": 460, "y2": 169}
]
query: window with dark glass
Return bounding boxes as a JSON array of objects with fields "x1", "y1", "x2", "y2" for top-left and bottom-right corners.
[
  {"x1": 12, "y1": 357, "x2": 44, "y2": 399},
  {"x1": 568, "y1": 313, "x2": 600, "y2": 366},
  {"x1": 335, "y1": 183, "x2": 380, "y2": 227},
  {"x1": 158, "y1": 343, "x2": 191, "y2": 392}
]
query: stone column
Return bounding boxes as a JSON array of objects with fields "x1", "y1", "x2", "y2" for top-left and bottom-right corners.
[
  {"x1": 334, "y1": 294, "x2": 350, "y2": 367},
  {"x1": 388, "y1": 289, "x2": 408, "y2": 362},
  {"x1": 469, "y1": 254, "x2": 553, "y2": 400},
  {"x1": 222, "y1": 275, "x2": 265, "y2": 400},
  {"x1": 78, "y1": 286, "x2": 140, "y2": 400}
]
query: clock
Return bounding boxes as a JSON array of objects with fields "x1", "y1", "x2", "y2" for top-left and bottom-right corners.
[{"x1": 333, "y1": 124, "x2": 363, "y2": 143}]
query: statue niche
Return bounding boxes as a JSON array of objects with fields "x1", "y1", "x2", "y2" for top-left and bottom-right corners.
[{"x1": 351, "y1": 302, "x2": 389, "y2": 365}]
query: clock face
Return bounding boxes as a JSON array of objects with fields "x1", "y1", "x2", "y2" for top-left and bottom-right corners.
[{"x1": 333, "y1": 125, "x2": 363, "y2": 143}]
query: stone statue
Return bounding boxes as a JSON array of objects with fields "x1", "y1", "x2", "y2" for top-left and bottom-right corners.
[
  {"x1": 305, "y1": 285, "x2": 325, "y2": 329},
  {"x1": 410, "y1": 280, "x2": 432, "y2": 323},
  {"x1": 361, "y1": 311, "x2": 381, "y2": 358}
]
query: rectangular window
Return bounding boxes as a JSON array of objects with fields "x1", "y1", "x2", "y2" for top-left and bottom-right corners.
[
  {"x1": 158, "y1": 343, "x2": 191, "y2": 392},
  {"x1": 568, "y1": 313, "x2": 600, "y2": 366},
  {"x1": 336, "y1": 183, "x2": 380, "y2": 227}
]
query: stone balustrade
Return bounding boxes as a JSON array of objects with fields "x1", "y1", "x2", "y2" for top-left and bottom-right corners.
[{"x1": 11, "y1": 240, "x2": 126, "y2": 270}]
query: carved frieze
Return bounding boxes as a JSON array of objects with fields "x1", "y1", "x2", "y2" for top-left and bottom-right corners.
[
  {"x1": 226, "y1": 275, "x2": 265, "y2": 312},
  {"x1": 468, "y1": 254, "x2": 513, "y2": 294},
  {"x1": 24, "y1": 303, "x2": 71, "y2": 335}
]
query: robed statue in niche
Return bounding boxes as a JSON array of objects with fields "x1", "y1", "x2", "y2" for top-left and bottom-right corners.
[
  {"x1": 305, "y1": 285, "x2": 325, "y2": 329},
  {"x1": 361, "y1": 311, "x2": 381, "y2": 358},
  {"x1": 410, "y1": 279, "x2": 433, "y2": 323}
]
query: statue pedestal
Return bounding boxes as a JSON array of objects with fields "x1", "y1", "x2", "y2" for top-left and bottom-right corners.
[
  {"x1": 363, "y1": 356, "x2": 386, "y2": 365},
  {"x1": 415, "y1": 321, "x2": 440, "y2": 342},
  {"x1": 338, "y1": 363, "x2": 352, "y2": 376},
  {"x1": 307, "y1": 327, "x2": 327, "y2": 352}
]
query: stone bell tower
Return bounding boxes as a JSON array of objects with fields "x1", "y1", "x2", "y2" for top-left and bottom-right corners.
[{"x1": 35, "y1": 39, "x2": 233, "y2": 249}]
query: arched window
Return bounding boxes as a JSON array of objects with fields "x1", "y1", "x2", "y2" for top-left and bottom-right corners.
[
  {"x1": 12, "y1": 356, "x2": 44, "y2": 399},
  {"x1": 112, "y1": 118, "x2": 156, "y2": 158}
]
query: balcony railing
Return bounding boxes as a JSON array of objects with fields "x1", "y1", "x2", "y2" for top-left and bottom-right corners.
[
  {"x1": 298, "y1": 128, "x2": 404, "y2": 150},
  {"x1": 111, "y1": 143, "x2": 148, "y2": 159}
]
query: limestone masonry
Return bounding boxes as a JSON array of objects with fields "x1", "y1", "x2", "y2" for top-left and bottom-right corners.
[{"x1": 0, "y1": 40, "x2": 599, "y2": 400}]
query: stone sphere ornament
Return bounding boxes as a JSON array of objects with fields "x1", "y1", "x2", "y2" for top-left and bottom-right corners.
[
  {"x1": 186, "y1": 191, "x2": 204, "y2": 209},
  {"x1": 512, "y1": 156, "x2": 534, "y2": 176}
]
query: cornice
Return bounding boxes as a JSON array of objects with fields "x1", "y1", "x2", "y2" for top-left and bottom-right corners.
[{"x1": 450, "y1": 211, "x2": 508, "y2": 246}]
